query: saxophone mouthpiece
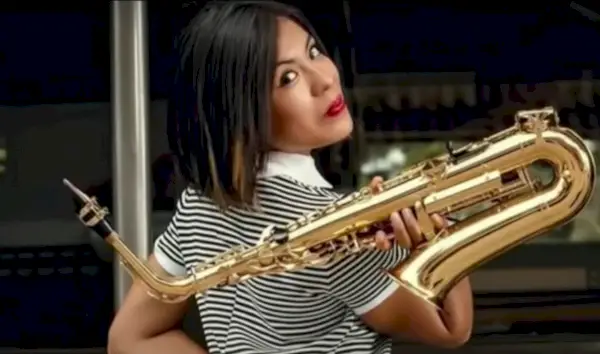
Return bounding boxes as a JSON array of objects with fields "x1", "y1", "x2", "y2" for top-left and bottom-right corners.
[
  {"x1": 63, "y1": 178, "x2": 91, "y2": 206},
  {"x1": 63, "y1": 178, "x2": 115, "y2": 240}
]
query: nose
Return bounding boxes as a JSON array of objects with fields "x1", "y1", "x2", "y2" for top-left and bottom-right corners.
[{"x1": 309, "y1": 66, "x2": 335, "y2": 97}]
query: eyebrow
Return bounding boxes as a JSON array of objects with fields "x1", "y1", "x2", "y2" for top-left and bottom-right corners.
[{"x1": 275, "y1": 35, "x2": 314, "y2": 67}]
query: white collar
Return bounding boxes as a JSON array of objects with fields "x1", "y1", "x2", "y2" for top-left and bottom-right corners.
[{"x1": 259, "y1": 151, "x2": 332, "y2": 189}]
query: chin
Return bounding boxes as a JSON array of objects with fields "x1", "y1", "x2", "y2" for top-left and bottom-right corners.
[{"x1": 321, "y1": 114, "x2": 354, "y2": 146}]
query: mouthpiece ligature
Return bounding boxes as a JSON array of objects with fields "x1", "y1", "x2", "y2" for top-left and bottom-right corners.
[{"x1": 63, "y1": 178, "x2": 114, "y2": 240}]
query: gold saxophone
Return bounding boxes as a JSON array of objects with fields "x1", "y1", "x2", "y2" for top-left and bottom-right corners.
[{"x1": 64, "y1": 107, "x2": 596, "y2": 307}]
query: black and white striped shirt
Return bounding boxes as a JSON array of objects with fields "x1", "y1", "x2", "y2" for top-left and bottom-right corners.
[{"x1": 154, "y1": 152, "x2": 408, "y2": 354}]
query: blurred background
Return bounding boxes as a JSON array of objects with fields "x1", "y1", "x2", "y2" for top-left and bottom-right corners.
[{"x1": 2, "y1": 1, "x2": 600, "y2": 353}]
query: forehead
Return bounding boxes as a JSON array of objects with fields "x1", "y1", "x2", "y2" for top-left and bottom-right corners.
[{"x1": 276, "y1": 17, "x2": 309, "y2": 57}]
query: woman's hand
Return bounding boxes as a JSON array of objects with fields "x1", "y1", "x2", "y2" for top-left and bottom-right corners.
[
  {"x1": 108, "y1": 255, "x2": 207, "y2": 354},
  {"x1": 368, "y1": 176, "x2": 447, "y2": 251}
]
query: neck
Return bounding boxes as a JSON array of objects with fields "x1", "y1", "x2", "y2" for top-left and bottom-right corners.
[
  {"x1": 259, "y1": 151, "x2": 331, "y2": 188},
  {"x1": 271, "y1": 148, "x2": 312, "y2": 156}
]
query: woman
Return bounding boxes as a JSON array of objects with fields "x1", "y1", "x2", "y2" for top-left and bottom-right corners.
[{"x1": 107, "y1": 2, "x2": 473, "y2": 353}]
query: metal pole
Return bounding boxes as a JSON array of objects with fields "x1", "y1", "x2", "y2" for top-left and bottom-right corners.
[{"x1": 110, "y1": 0, "x2": 151, "y2": 307}]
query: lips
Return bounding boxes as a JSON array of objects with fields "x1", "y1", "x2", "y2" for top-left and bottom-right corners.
[{"x1": 325, "y1": 94, "x2": 346, "y2": 118}]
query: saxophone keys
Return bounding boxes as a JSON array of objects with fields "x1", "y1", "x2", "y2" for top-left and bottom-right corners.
[
  {"x1": 349, "y1": 235, "x2": 362, "y2": 252},
  {"x1": 323, "y1": 204, "x2": 337, "y2": 214},
  {"x1": 258, "y1": 225, "x2": 276, "y2": 244},
  {"x1": 414, "y1": 201, "x2": 437, "y2": 241},
  {"x1": 227, "y1": 273, "x2": 245, "y2": 285},
  {"x1": 278, "y1": 259, "x2": 299, "y2": 271},
  {"x1": 256, "y1": 248, "x2": 276, "y2": 267}
]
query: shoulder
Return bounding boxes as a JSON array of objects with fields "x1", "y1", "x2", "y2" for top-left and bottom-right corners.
[
  {"x1": 176, "y1": 186, "x2": 220, "y2": 212},
  {"x1": 171, "y1": 187, "x2": 224, "y2": 233}
]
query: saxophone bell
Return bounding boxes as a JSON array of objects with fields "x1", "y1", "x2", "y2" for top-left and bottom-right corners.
[{"x1": 385, "y1": 107, "x2": 595, "y2": 307}]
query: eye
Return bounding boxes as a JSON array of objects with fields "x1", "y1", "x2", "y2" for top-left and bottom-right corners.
[
  {"x1": 279, "y1": 70, "x2": 298, "y2": 86},
  {"x1": 308, "y1": 45, "x2": 322, "y2": 60}
]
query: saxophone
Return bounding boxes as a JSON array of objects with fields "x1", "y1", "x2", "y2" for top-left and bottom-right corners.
[{"x1": 64, "y1": 107, "x2": 596, "y2": 307}]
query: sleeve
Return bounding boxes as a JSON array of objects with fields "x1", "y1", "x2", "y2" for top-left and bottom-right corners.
[
  {"x1": 326, "y1": 245, "x2": 409, "y2": 316},
  {"x1": 153, "y1": 189, "x2": 190, "y2": 276}
]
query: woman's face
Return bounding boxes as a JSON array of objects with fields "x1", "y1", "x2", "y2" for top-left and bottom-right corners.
[{"x1": 270, "y1": 17, "x2": 353, "y2": 154}]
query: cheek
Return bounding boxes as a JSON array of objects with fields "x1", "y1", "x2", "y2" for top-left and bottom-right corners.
[
  {"x1": 324, "y1": 59, "x2": 341, "y2": 83},
  {"x1": 272, "y1": 89, "x2": 316, "y2": 132}
]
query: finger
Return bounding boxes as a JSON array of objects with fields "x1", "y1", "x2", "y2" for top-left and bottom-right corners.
[
  {"x1": 432, "y1": 213, "x2": 448, "y2": 229},
  {"x1": 401, "y1": 208, "x2": 424, "y2": 245},
  {"x1": 369, "y1": 176, "x2": 384, "y2": 194},
  {"x1": 374, "y1": 230, "x2": 391, "y2": 250},
  {"x1": 374, "y1": 230, "x2": 385, "y2": 248},
  {"x1": 390, "y1": 211, "x2": 412, "y2": 249}
]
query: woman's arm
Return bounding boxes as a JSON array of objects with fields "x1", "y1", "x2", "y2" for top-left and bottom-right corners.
[
  {"x1": 360, "y1": 178, "x2": 474, "y2": 347},
  {"x1": 107, "y1": 255, "x2": 208, "y2": 354},
  {"x1": 112, "y1": 330, "x2": 205, "y2": 354},
  {"x1": 326, "y1": 244, "x2": 473, "y2": 348},
  {"x1": 360, "y1": 277, "x2": 473, "y2": 348}
]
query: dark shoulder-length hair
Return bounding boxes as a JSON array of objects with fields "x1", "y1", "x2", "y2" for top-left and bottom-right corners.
[{"x1": 168, "y1": 0, "x2": 326, "y2": 208}]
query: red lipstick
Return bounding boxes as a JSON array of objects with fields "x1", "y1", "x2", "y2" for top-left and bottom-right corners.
[{"x1": 325, "y1": 94, "x2": 346, "y2": 118}]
